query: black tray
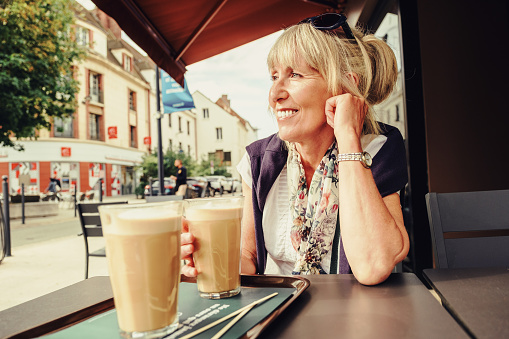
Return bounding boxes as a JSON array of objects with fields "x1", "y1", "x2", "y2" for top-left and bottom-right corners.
[{"x1": 1, "y1": 274, "x2": 309, "y2": 339}]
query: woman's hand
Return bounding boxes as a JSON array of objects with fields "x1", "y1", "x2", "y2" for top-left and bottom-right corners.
[
  {"x1": 181, "y1": 218, "x2": 198, "y2": 277},
  {"x1": 324, "y1": 93, "x2": 368, "y2": 142}
]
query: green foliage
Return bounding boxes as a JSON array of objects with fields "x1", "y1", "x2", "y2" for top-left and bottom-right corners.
[
  {"x1": 0, "y1": 0, "x2": 86, "y2": 148},
  {"x1": 138, "y1": 148, "x2": 230, "y2": 181},
  {"x1": 193, "y1": 157, "x2": 231, "y2": 177},
  {"x1": 134, "y1": 181, "x2": 146, "y2": 198}
]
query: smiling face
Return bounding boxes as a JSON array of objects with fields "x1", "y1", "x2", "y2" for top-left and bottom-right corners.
[{"x1": 269, "y1": 56, "x2": 333, "y2": 144}]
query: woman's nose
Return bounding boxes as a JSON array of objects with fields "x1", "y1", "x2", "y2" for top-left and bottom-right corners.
[{"x1": 269, "y1": 79, "x2": 289, "y2": 104}]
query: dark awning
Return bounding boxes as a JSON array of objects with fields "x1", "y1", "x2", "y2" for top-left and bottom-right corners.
[{"x1": 91, "y1": 0, "x2": 351, "y2": 86}]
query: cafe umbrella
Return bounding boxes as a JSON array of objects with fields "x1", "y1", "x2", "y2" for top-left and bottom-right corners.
[{"x1": 90, "y1": 0, "x2": 347, "y2": 87}]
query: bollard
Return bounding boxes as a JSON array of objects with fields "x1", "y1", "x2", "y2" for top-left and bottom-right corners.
[
  {"x1": 21, "y1": 183, "x2": 25, "y2": 224},
  {"x1": 2, "y1": 175, "x2": 11, "y2": 257},
  {"x1": 99, "y1": 178, "x2": 103, "y2": 202}
]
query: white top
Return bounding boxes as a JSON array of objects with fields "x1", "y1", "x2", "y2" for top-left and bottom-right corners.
[{"x1": 236, "y1": 134, "x2": 388, "y2": 275}]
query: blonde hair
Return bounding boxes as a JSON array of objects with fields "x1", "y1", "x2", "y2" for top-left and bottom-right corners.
[{"x1": 267, "y1": 22, "x2": 398, "y2": 135}]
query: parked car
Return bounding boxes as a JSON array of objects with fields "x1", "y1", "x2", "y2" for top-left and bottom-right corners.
[
  {"x1": 232, "y1": 179, "x2": 243, "y2": 193},
  {"x1": 144, "y1": 178, "x2": 175, "y2": 196},
  {"x1": 205, "y1": 175, "x2": 229, "y2": 195},
  {"x1": 186, "y1": 176, "x2": 211, "y2": 198}
]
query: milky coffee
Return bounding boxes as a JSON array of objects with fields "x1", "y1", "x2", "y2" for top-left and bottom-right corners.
[
  {"x1": 186, "y1": 204, "x2": 242, "y2": 298},
  {"x1": 100, "y1": 204, "x2": 181, "y2": 336}
]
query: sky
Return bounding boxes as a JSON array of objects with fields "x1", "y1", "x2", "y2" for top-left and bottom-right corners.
[{"x1": 76, "y1": 0, "x2": 280, "y2": 139}]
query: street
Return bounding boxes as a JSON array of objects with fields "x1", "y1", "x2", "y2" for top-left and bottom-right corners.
[
  {"x1": 11, "y1": 217, "x2": 81, "y2": 248},
  {"x1": 0, "y1": 205, "x2": 113, "y2": 312}
]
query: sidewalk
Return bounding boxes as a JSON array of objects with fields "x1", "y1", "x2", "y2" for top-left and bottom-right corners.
[{"x1": 0, "y1": 195, "x2": 142, "y2": 312}]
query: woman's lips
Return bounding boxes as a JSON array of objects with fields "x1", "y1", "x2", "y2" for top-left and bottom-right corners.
[{"x1": 276, "y1": 109, "x2": 298, "y2": 120}]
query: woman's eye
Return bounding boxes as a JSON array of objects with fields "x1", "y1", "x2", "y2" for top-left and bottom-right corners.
[
  {"x1": 290, "y1": 72, "x2": 301, "y2": 78},
  {"x1": 271, "y1": 75, "x2": 278, "y2": 81}
]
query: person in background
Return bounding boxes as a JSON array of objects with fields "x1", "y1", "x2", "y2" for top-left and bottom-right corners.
[
  {"x1": 181, "y1": 13, "x2": 409, "y2": 285},
  {"x1": 44, "y1": 174, "x2": 62, "y2": 200},
  {"x1": 171, "y1": 159, "x2": 187, "y2": 195},
  {"x1": 45, "y1": 175, "x2": 61, "y2": 193}
]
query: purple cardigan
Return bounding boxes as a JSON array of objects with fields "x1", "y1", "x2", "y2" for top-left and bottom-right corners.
[{"x1": 245, "y1": 123, "x2": 408, "y2": 274}]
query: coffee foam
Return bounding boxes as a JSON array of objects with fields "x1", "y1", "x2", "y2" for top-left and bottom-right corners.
[
  {"x1": 185, "y1": 204, "x2": 242, "y2": 221},
  {"x1": 103, "y1": 207, "x2": 182, "y2": 235}
]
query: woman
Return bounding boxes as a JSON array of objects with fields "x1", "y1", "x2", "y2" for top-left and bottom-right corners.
[{"x1": 182, "y1": 13, "x2": 409, "y2": 285}]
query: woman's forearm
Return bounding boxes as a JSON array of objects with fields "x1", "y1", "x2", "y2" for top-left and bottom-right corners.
[{"x1": 338, "y1": 160, "x2": 409, "y2": 285}]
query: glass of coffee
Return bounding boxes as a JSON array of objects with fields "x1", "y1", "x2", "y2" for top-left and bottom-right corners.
[
  {"x1": 98, "y1": 201, "x2": 183, "y2": 338},
  {"x1": 184, "y1": 196, "x2": 244, "y2": 299}
]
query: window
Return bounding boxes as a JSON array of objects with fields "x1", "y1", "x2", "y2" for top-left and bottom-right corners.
[
  {"x1": 168, "y1": 114, "x2": 172, "y2": 127},
  {"x1": 89, "y1": 72, "x2": 103, "y2": 103},
  {"x1": 216, "y1": 127, "x2": 223, "y2": 140},
  {"x1": 89, "y1": 113, "x2": 101, "y2": 140},
  {"x1": 203, "y1": 108, "x2": 209, "y2": 118},
  {"x1": 76, "y1": 26, "x2": 89, "y2": 47},
  {"x1": 395, "y1": 104, "x2": 400, "y2": 122},
  {"x1": 123, "y1": 54, "x2": 132, "y2": 72},
  {"x1": 223, "y1": 151, "x2": 231, "y2": 166},
  {"x1": 187, "y1": 121, "x2": 190, "y2": 135},
  {"x1": 129, "y1": 90, "x2": 136, "y2": 111},
  {"x1": 130, "y1": 126, "x2": 137, "y2": 147},
  {"x1": 53, "y1": 116, "x2": 74, "y2": 138},
  {"x1": 179, "y1": 142, "x2": 182, "y2": 152},
  {"x1": 178, "y1": 116, "x2": 182, "y2": 132},
  {"x1": 169, "y1": 139, "x2": 173, "y2": 151},
  {"x1": 188, "y1": 145, "x2": 191, "y2": 155}
]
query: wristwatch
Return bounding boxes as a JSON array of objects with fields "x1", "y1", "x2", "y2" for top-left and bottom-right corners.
[{"x1": 336, "y1": 151, "x2": 372, "y2": 168}]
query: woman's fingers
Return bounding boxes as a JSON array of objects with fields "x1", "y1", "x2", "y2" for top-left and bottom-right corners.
[
  {"x1": 182, "y1": 217, "x2": 189, "y2": 233},
  {"x1": 181, "y1": 262, "x2": 198, "y2": 277},
  {"x1": 325, "y1": 93, "x2": 367, "y2": 137},
  {"x1": 181, "y1": 232, "x2": 195, "y2": 259},
  {"x1": 181, "y1": 231, "x2": 198, "y2": 277}
]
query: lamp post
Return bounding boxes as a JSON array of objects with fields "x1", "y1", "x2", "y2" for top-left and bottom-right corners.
[{"x1": 155, "y1": 66, "x2": 164, "y2": 195}]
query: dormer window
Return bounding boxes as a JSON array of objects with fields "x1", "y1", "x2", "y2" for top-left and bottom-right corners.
[
  {"x1": 123, "y1": 54, "x2": 132, "y2": 72},
  {"x1": 76, "y1": 26, "x2": 89, "y2": 47}
]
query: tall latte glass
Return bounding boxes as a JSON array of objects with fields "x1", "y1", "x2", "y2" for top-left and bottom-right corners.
[
  {"x1": 98, "y1": 202, "x2": 183, "y2": 339},
  {"x1": 185, "y1": 196, "x2": 243, "y2": 299}
]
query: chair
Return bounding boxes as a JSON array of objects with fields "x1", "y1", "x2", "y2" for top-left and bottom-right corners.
[
  {"x1": 145, "y1": 195, "x2": 184, "y2": 203},
  {"x1": 425, "y1": 190, "x2": 509, "y2": 269},
  {"x1": 77, "y1": 201, "x2": 127, "y2": 279}
]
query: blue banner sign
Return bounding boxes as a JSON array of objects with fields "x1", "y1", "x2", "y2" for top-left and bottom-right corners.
[{"x1": 161, "y1": 70, "x2": 195, "y2": 113}]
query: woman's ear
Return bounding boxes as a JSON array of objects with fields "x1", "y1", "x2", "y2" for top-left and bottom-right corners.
[{"x1": 346, "y1": 72, "x2": 360, "y2": 88}]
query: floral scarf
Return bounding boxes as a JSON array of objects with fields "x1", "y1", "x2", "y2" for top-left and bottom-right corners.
[{"x1": 288, "y1": 141, "x2": 339, "y2": 275}]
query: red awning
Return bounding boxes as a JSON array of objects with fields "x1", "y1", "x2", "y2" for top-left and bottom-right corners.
[{"x1": 91, "y1": 0, "x2": 347, "y2": 86}]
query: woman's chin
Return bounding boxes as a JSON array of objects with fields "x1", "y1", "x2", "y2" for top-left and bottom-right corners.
[{"x1": 277, "y1": 128, "x2": 293, "y2": 142}]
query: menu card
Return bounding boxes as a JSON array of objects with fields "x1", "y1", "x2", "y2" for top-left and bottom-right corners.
[{"x1": 44, "y1": 282, "x2": 295, "y2": 339}]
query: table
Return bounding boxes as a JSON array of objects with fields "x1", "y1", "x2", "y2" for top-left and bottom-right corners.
[
  {"x1": 0, "y1": 274, "x2": 468, "y2": 339},
  {"x1": 263, "y1": 273, "x2": 467, "y2": 338},
  {"x1": 423, "y1": 267, "x2": 509, "y2": 338}
]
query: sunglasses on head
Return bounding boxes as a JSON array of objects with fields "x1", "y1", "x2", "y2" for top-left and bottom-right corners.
[{"x1": 298, "y1": 13, "x2": 355, "y2": 40}]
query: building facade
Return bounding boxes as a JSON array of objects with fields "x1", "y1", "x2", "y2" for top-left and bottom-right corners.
[
  {"x1": 0, "y1": 5, "x2": 260, "y2": 195},
  {"x1": 0, "y1": 6, "x2": 153, "y2": 197},
  {"x1": 152, "y1": 109, "x2": 198, "y2": 161},
  {"x1": 192, "y1": 92, "x2": 258, "y2": 179}
]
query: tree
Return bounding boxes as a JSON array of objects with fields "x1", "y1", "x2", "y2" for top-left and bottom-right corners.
[
  {"x1": 193, "y1": 156, "x2": 231, "y2": 177},
  {"x1": 138, "y1": 148, "x2": 195, "y2": 182},
  {"x1": 0, "y1": 0, "x2": 85, "y2": 148}
]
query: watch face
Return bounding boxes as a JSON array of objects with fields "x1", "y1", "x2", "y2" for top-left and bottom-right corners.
[{"x1": 362, "y1": 152, "x2": 372, "y2": 168}]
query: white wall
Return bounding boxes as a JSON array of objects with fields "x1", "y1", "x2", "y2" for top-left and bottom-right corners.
[{"x1": 192, "y1": 91, "x2": 258, "y2": 179}]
